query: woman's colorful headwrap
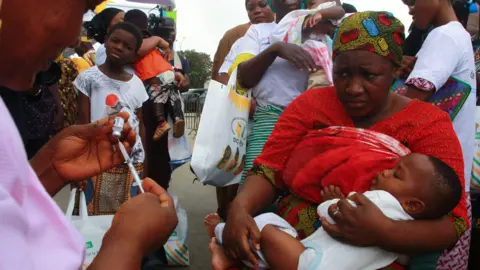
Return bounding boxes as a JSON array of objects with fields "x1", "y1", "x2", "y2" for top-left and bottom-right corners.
[
  {"x1": 267, "y1": 0, "x2": 306, "y2": 13},
  {"x1": 332, "y1": 11, "x2": 405, "y2": 66}
]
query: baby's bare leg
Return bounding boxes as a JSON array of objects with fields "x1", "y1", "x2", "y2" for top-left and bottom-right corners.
[{"x1": 261, "y1": 225, "x2": 305, "y2": 270}]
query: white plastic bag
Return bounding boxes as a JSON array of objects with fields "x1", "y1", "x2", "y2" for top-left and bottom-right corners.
[
  {"x1": 66, "y1": 189, "x2": 114, "y2": 270},
  {"x1": 168, "y1": 95, "x2": 192, "y2": 166},
  {"x1": 143, "y1": 194, "x2": 190, "y2": 267},
  {"x1": 191, "y1": 69, "x2": 251, "y2": 187}
]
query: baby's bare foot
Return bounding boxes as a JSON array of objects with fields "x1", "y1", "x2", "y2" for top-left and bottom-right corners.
[
  {"x1": 209, "y1": 238, "x2": 235, "y2": 270},
  {"x1": 321, "y1": 185, "x2": 345, "y2": 201},
  {"x1": 204, "y1": 213, "x2": 222, "y2": 238}
]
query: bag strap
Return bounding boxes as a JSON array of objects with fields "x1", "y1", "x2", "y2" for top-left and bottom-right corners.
[
  {"x1": 79, "y1": 191, "x2": 89, "y2": 221},
  {"x1": 65, "y1": 188, "x2": 77, "y2": 219},
  {"x1": 65, "y1": 188, "x2": 89, "y2": 221}
]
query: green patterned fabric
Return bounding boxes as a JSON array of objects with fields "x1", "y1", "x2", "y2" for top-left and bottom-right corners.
[
  {"x1": 332, "y1": 11, "x2": 405, "y2": 66},
  {"x1": 241, "y1": 105, "x2": 284, "y2": 183}
]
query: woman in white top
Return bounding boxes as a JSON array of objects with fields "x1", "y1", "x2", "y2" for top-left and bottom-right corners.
[
  {"x1": 402, "y1": 0, "x2": 476, "y2": 269},
  {"x1": 220, "y1": 0, "x2": 323, "y2": 183}
]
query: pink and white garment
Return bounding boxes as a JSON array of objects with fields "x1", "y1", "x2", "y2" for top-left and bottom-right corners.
[{"x1": 270, "y1": 1, "x2": 338, "y2": 84}]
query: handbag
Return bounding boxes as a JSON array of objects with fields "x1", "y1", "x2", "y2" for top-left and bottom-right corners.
[
  {"x1": 191, "y1": 69, "x2": 251, "y2": 187},
  {"x1": 390, "y1": 77, "x2": 471, "y2": 120},
  {"x1": 78, "y1": 164, "x2": 143, "y2": 216},
  {"x1": 66, "y1": 188, "x2": 114, "y2": 270}
]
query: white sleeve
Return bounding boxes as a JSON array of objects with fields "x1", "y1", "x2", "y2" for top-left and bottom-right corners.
[
  {"x1": 407, "y1": 29, "x2": 461, "y2": 90},
  {"x1": 219, "y1": 39, "x2": 241, "y2": 74},
  {"x1": 236, "y1": 24, "x2": 262, "y2": 56},
  {"x1": 218, "y1": 25, "x2": 262, "y2": 74},
  {"x1": 73, "y1": 71, "x2": 91, "y2": 97}
]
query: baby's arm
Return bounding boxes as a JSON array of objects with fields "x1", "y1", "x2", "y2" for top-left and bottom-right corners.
[
  {"x1": 315, "y1": 5, "x2": 345, "y2": 21},
  {"x1": 261, "y1": 225, "x2": 306, "y2": 270}
]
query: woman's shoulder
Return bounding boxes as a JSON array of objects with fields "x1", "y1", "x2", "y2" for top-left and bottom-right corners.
[{"x1": 403, "y1": 99, "x2": 451, "y2": 120}]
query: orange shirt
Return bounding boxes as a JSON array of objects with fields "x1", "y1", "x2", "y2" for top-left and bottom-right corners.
[{"x1": 134, "y1": 50, "x2": 173, "y2": 81}]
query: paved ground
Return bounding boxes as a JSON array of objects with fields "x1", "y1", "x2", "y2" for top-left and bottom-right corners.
[{"x1": 54, "y1": 132, "x2": 217, "y2": 269}]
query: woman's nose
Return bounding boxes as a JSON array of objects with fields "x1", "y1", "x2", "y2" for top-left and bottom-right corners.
[{"x1": 346, "y1": 77, "x2": 364, "y2": 96}]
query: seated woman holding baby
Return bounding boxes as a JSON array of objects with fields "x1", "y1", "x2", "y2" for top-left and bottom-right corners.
[{"x1": 207, "y1": 11, "x2": 469, "y2": 270}]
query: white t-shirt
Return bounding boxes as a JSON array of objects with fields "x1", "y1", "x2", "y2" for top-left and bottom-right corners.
[
  {"x1": 407, "y1": 21, "x2": 476, "y2": 192},
  {"x1": 220, "y1": 22, "x2": 309, "y2": 108},
  {"x1": 74, "y1": 66, "x2": 148, "y2": 162},
  {"x1": 95, "y1": 44, "x2": 135, "y2": 74}
]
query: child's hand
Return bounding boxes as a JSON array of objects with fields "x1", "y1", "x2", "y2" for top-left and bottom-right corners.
[
  {"x1": 304, "y1": 11, "x2": 323, "y2": 29},
  {"x1": 321, "y1": 185, "x2": 345, "y2": 201},
  {"x1": 163, "y1": 47, "x2": 173, "y2": 62},
  {"x1": 175, "y1": 72, "x2": 185, "y2": 88}
]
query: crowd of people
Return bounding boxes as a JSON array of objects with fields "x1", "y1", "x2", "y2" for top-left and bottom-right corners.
[{"x1": 1, "y1": 0, "x2": 480, "y2": 269}]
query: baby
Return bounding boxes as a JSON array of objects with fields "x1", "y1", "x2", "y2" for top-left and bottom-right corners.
[
  {"x1": 206, "y1": 153, "x2": 462, "y2": 270},
  {"x1": 270, "y1": 0, "x2": 345, "y2": 89}
]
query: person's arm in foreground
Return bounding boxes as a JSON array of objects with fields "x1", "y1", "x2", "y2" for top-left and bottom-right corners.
[
  {"x1": 88, "y1": 178, "x2": 178, "y2": 269},
  {"x1": 30, "y1": 112, "x2": 137, "y2": 196},
  {"x1": 222, "y1": 91, "x2": 319, "y2": 266},
  {"x1": 322, "y1": 114, "x2": 466, "y2": 253}
]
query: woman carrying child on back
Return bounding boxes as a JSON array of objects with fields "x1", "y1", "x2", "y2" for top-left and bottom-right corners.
[
  {"x1": 221, "y1": 0, "x2": 345, "y2": 188},
  {"x1": 75, "y1": 22, "x2": 149, "y2": 214}
]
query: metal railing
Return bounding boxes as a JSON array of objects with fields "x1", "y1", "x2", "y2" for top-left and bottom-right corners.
[{"x1": 182, "y1": 89, "x2": 207, "y2": 137}]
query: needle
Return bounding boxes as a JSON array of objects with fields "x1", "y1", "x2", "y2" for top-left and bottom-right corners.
[{"x1": 117, "y1": 139, "x2": 145, "y2": 193}]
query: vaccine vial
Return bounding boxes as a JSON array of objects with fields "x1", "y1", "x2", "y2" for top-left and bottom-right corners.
[{"x1": 112, "y1": 117, "x2": 124, "y2": 138}]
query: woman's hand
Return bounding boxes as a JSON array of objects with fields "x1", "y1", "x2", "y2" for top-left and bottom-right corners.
[
  {"x1": 222, "y1": 205, "x2": 261, "y2": 268},
  {"x1": 273, "y1": 43, "x2": 317, "y2": 72},
  {"x1": 106, "y1": 178, "x2": 177, "y2": 253},
  {"x1": 163, "y1": 47, "x2": 173, "y2": 62},
  {"x1": 175, "y1": 72, "x2": 186, "y2": 88},
  {"x1": 321, "y1": 193, "x2": 393, "y2": 246},
  {"x1": 90, "y1": 179, "x2": 178, "y2": 269},
  {"x1": 36, "y1": 112, "x2": 136, "y2": 184}
]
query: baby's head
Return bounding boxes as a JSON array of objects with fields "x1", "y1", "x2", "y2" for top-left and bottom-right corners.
[
  {"x1": 307, "y1": 0, "x2": 334, "y2": 9},
  {"x1": 371, "y1": 153, "x2": 462, "y2": 220}
]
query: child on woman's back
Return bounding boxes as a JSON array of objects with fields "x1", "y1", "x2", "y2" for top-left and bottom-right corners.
[
  {"x1": 75, "y1": 22, "x2": 148, "y2": 163},
  {"x1": 270, "y1": 0, "x2": 345, "y2": 89},
  {"x1": 206, "y1": 153, "x2": 462, "y2": 270},
  {"x1": 125, "y1": 9, "x2": 185, "y2": 140}
]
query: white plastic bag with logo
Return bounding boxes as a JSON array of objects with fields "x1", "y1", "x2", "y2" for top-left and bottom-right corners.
[
  {"x1": 66, "y1": 189, "x2": 114, "y2": 269},
  {"x1": 191, "y1": 69, "x2": 251, "y2": 187}
]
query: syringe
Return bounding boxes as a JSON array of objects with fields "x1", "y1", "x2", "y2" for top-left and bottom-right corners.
[{"x1": 112, "y1": 117, "x2": 145, "y2": 193}]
